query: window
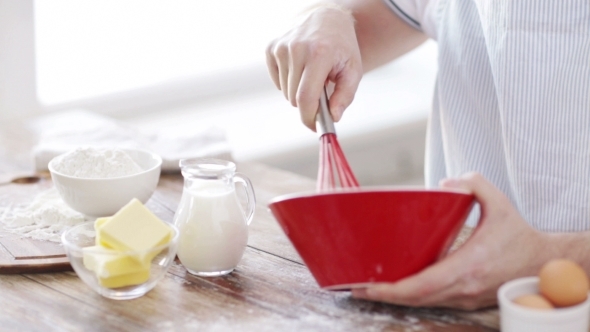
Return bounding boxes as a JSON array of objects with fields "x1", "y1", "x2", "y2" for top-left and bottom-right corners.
[
  {"x1": 34, "y1": 1, "x2": 318, "y2": 106},
  {"x1": 0, "y1": 0, "x2": 319, "y2": 118}
]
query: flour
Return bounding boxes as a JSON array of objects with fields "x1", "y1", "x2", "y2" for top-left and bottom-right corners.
[
  {"x1": 0, "y1": 188, "x2": 87, "y2": 242},
  {"x1": 0, "y1": 147, "x2": 143, "y2": 242},
  {"x1": 51, "y1": 147, "x2": 143, "y2": 178}
]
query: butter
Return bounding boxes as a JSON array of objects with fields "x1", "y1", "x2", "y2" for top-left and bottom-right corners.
[
  {"x1": 95, "y1": 217, "x2": 110, "y2": 229},
  {"x1": 82, "y1": 245, "x2": 149, "y2": 278},
  {"x1": 82, "y1": 199, "x2": 173, "y2": 289},
  {"x1": 97, "y1": 270, "x2": 150, "y2": 289},
  {"x1": 98, "y1": 198, "x2": 172, "y2": 255},
  {"x1": 94, "y1": 217, "x2": 111, "y2": 246}
]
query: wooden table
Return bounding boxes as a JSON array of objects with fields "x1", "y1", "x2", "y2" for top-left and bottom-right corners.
[{"x1": 0, "y1": 123, "x2": 500, "y2": 331}]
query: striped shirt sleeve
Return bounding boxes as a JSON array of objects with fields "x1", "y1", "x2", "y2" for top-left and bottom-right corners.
[
  {"x1": 383, "y1": 0, "x2": 422, "y2": 30},
  {"x1": 382, "y1": 0, "x2": 438, "y2": 39}
]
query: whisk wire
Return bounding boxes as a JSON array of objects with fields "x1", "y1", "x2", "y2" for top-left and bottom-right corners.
[
  {"x1": 317, "y1": 133, "x2": 359, "y2": 191},
  {"x1": 332, "y1": 137, "x2": 359, "y2": 188},
  {"x1": 316, "y1": 86, "x2": 359, "y2": 192}
]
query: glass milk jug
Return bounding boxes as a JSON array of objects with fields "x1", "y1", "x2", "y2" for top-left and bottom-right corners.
[{"x1": 173, "y1": 158, "x2": 255, "y2": 277}]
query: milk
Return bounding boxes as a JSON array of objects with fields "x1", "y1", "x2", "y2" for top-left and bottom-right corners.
[{"x1": 174, "y1": 179, "x2": 248, "y2": 276}]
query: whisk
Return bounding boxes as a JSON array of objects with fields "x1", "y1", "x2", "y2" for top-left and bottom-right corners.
[{"x1": 316, "y1": 86, "x2": 360, "y2": 192}]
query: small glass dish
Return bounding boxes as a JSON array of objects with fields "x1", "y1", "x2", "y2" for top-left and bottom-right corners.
[{"x1": 61, "y1": 222, "x2": 179, "y2": 300}]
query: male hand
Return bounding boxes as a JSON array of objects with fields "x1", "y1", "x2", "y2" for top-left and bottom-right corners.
[
  {"x1": 352, "y1": 172, "x2": 554, "y2": 309},
  {"x1": 265, "y1": 5, "x2": 363, "y2": 131}
]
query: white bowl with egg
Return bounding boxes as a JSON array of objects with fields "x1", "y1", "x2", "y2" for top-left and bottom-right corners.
[
  {"x1": 49, "y1": 147, "x2": 162, "y2": 217},
  {"x1": 498, "y1": 277, "x2": 590, "y2": 332}
]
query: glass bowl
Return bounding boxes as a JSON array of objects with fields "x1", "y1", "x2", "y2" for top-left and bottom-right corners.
[{"x1": 61, "y1": 221, "x2": 179, "y2": 300}]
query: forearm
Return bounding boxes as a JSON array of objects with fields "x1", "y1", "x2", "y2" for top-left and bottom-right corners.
[
  {"x1": 543, "y1": 231, "x2": 590, "y2": 274},
  {"x1": 330, "y1": 0, "x2": 428, "y2": 72}
]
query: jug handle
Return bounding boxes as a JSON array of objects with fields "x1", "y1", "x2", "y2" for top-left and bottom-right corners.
[{"x1": 234, "y1": 173, "x2": 256, "y2": 225}]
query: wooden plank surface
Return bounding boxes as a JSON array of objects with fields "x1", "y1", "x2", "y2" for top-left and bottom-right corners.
[
  {"x1": 0, "y1": 162, "x2": 500, "y2": 331},
  {"x1": 0, "y1": 122, "x2": 501, "y2": 331},
  {"x1": 25, "y1": 248, "x2": 495, "y2": 331},
  {"x1": 0, "y1": 176, "x2": 72, "y2": 273},
  {"x1": 0, "y1": 232, "x2": 65, "y2": 260}
]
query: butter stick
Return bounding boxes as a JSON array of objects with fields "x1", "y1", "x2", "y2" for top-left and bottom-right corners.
[
  {"x1": 84, "y1": 198, "x2": 172, "y2": 289},
  {"x1": 94, "y1": 217, "x2": 111, "y2": 247},
  {"x1": 83, "y1": 245, "x2": 150, "y2": 278},
  {"x1": 97, "y1": 270, "x2": 150, "y2": 289},
  {"x1": 98, "y1": 199, "x2": 172, "y2": 257}
]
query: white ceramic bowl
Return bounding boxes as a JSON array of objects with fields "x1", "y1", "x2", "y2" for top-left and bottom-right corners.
[
  {"x1": 49, "y1": 148, "x2": 162, "y2": 217},
  {"x1": 62, "y1": 222, "x2": 179, "y2": 300},
  {"x1": 498, "y1": 277, "x2": 590, "y2": 332}
]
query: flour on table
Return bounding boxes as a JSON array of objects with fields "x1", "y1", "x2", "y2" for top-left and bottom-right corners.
[
  {"x1": 51, "y1": 147, "x2": 143, "y2": 178},
  {"x1": 0, "y1": 147, "x2": 143, "y2": 242},
  {"x1": 0, "y1": 188, "x2": 87, "y2": 242}
]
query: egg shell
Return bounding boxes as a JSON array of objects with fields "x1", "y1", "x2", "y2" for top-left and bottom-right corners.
[
  {"x1": 512, "y1": 294, "x2": 554, "y2": 310},
  {"x1": 539, "y1": 259, "x2": 589, "y2": 307}
]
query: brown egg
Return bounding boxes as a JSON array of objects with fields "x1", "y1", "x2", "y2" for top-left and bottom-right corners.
[
  {"x1": 539, "y1": 259, "x2": 589, "y2": 307},
  {"x1": 513, "y1": 294, "x2": 554, "y2": 310}
]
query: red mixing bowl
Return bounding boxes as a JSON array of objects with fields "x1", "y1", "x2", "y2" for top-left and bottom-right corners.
[{"x1": 268, "y1": 188, "x2": 475, "y2": 290}]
